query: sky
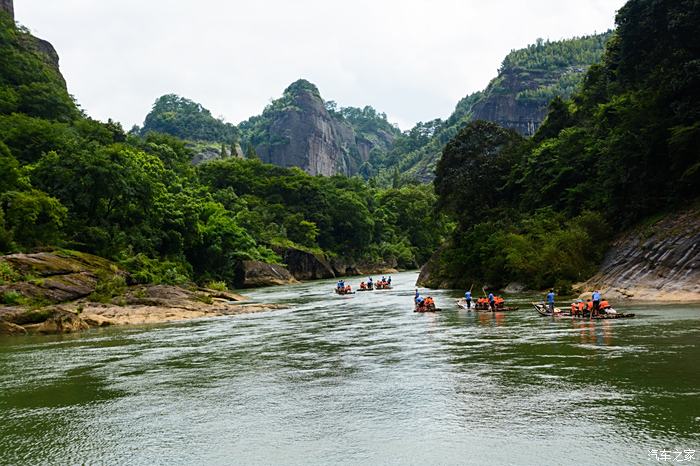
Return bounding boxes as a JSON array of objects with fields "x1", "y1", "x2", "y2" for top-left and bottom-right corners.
[{"x1": 15, "y1": 0, "x2": 626, "y2": 131}]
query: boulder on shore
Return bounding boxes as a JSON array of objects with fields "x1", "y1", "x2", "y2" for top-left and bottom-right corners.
[
  {"x1": 0, "y1": 320, "x2": 27, "y2": 336},
  {"x1": 278, "y1": 247, "x2": 335, "y2": 280},
  {"x1": 234, "y1": 261, "x2": 298, "y2": 288}
]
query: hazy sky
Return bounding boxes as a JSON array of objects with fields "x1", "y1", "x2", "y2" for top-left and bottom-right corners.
[{"x1": 16, "y1": 0, "x2": 626, "y2": 130}]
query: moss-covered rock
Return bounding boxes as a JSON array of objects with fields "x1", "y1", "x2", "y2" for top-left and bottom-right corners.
[{"x1": 0, "y1": 250, "x2": 127, "y2": 304}]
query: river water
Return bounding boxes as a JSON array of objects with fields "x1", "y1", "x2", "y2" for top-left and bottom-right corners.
[{"x1": 0, "y1": 271, "x2": 698, "y2": 465}]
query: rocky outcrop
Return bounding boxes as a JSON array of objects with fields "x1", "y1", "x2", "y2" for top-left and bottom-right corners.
[
  {"x1": 0, "y1": 251, "x2": 126, "y2": 303},
  {"x1": 331, "y1": 257, "x2": 399, "y2": 278},
  {"x1": 245, "y1": 80, "x2": 397, "y2": 176},
  {"x1": 234, "y1": 260, "x2": 298, "y2": 288},
  {"x1": 577, "y1": 208, "x2": 700, "y2": 301},
  {"x1": 0, "y1": 320, "x2": 26, "y2": 335},
  {"x1": 277, "y1": 247, "x2": 335, "y2": 280},
  {"x1": 416, "y1": 246, "x2": 458, "y2": 289},
  {"x1": 189, "y1": 142, "x2": 244, "y2": 165},
  {"x1": 190, "y1": 146, "x2": 222, "y2": 165},
  {"x1": 470, "y1": 68, "x2": 557, "y2": 136},
  {"x1": 0, "y1": 283, "x2": 283, "y2": 336},
  {"x1": 0, "y1": 0, "x2": 13, "y2": 19}
]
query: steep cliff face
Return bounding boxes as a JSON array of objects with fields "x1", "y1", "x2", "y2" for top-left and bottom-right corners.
[
  {"x1": 578, "y1": 207, "x2": 700, "y2": 301},
  {"x1": 469, "y1": 68, "x2": 567, "y2": 136},
  {"x1": 257, "y1": 84, "x2": 355, "y2": 175},
  {"x1": 1, "y1": 0, "x2": 65, "y2": 87},
  {"x1": 0, "y1": 0, "x2": 13, "y2": 19},
  {"x1": 240, "y1": 80, "x2": 398, "y2": 176}
]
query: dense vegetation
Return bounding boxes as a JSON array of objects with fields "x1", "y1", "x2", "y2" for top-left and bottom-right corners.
[
  {"x1": 374, "y1": 33, "x2": 611, "y2": 184},
  {"x1": 427, "y1": 0, "x2": 699, "y2": 291},
  {"x1": 0, "y1": 15, "x2": 447, "y2": 287},
  {"x1": 137, "y1": 94, "x2": 238, "y2": 143}
]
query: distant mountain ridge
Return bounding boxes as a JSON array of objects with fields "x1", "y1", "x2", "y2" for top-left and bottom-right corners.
[
  {"x1": 374, "y1": 32, "x2": 612, "y2": 183},
  {"x1": 135, "y1": 32, "x2": 610, "y2": 179}
]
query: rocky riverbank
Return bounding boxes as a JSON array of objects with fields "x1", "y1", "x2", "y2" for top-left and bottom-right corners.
[
  {"x1": 0, "y1": 251, "x2": 284, "y2": 336},
  {"x1": 575, "y1": 207, "x2": 700, "y2": 302},
  {"x1": 232, "y1": 246, "x2": 399, "y2": 288}
]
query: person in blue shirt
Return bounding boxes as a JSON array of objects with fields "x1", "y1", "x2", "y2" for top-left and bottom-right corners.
[
  {"x1": 546, "y1": 289, "x2": 555, "y2": 313},
  {"x1": 488, "y1": 292, "x2": 495, "y2": 311},
  {"x1": 464, "y1": 290, "x2": 472, "y2": 309},
  {"x1": 387, "y1": 276, "x2": 392, "y2": 285},
  {"x1": 368, "y1": 277, "x2": 373, "y2": 289},
  {"x1": 592, "y1": 290, "x2": 601, "y2": 317},
  {"x1": 415, "y1": 289, "x2": 421, "y2": 303}
]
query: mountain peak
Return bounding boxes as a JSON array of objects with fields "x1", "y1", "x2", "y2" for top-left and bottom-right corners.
[{"x1": 284, "y1": 79, "x2": 321, "y2": 99}]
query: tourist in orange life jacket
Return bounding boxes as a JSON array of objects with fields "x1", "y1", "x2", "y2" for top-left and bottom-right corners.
[
  {"x1": 578, "y1": 301, "x2": 586, "y2": 315},
  {"x1": 571, "y1": 302, "x2": 578, "y2": 314},
  {"x1": 586, "y1": 299, "x2": 593, "y2": 313},
  {"x1": 360, "y1": 282, "x2": 367, "y2": 290},
  {"x1": 599, "y1": 300, "x2": 610, "y2": 310}
]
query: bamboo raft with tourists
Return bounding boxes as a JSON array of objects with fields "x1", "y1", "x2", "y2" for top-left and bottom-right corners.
[
  {"x1": 533, "y1": 302, "x2": 634, "y2": 319},
  {"x1": 456, "y1": 285, "x2": 518, "y2": 312},
  {"x1": 456, "y1": 299, "x2": 519, "y2": 312},
  {"x1": 357, "y1": 276, "x2": 393, "y2": 292},
  {"x1": 413, "y1": 289, "x2": 441, "y2": 312}
]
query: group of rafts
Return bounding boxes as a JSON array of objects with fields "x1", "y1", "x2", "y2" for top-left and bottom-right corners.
[
  {"x1": 334, "y1": 281, "x2": 635, "y2": 319},
  {"x1": 422, "y1": 289, "x2": 635, "y2": 319},
  {"x1": 334, "y1": 277, "x2": 392, "y2": 295}
]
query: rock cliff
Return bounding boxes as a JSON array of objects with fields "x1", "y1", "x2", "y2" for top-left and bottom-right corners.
[
  {"x1": 577, "y1": 207, "x2": 700, "y2": 301},
  {"x1": 0, "y1": 0, "x2": 13, "y2": 19},
  {"x1": 240, "y1": 80, "x2": 398, "y2": 176}
]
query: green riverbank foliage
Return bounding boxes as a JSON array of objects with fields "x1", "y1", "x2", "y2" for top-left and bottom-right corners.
[
  {"x1": 429, "y1": 0, "x2": 699, "y2": 290},
  {"x1": 0, "y1": 13, "x2": 449, "y2": 286}
]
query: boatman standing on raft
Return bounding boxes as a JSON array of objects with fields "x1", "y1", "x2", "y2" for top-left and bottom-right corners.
[
  {"x1": 464, "y1": 290, "x2": 472, "y2": 309},
  {"x1": 546, "y1": 289, "x2": 555, "y2": 313},
  {"x1": 488, "y1": 291, "x2": 495, "y2": 311},
  {"x1": 592, "y1": 290, "x2": 601, "y2": 317}
]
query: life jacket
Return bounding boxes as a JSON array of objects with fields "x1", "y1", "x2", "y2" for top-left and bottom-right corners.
[
  {"x1": 600, "y1": 300, "x2": 610, "y2": 309},
  {"x1": 571, "y1": 303, "x2": 577, "y2": 312},
  {"x1": 587, "y1": 301, "x2": 593, "y2": 310},
  {"x1": 578, "y1": 302, "x2": 585, "y2": 312}
]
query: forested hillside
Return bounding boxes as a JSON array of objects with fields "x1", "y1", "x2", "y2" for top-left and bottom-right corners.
[
  {"x1": 0, "y1": 13, "x2": 448, "y2": 295},
  {"x1": 137, "y1": 94, "x2": 238, "y2": 144},
  {"x1": 419, "y1": 0, "x2": 699, "y2": 291},
  {"x1": 374, "y1": 32, "x2": 611, "y2": 183}
]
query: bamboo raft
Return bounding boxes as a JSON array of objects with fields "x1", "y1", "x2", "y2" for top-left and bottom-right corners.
[
  {"x1": 456, "y1": 299, "x2": 519, "y2": 312},
  {"x1": 532, "y1": 302, "x2": 635, "y2": 319}
]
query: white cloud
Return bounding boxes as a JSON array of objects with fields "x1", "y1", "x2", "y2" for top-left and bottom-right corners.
[{"x1": 15, "y1": 0, "x2": 626, "y2": 130}]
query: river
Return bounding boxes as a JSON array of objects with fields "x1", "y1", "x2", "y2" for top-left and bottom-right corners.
[{"x1": 0, "y1": 271, "x2": 698, "y2": 465}]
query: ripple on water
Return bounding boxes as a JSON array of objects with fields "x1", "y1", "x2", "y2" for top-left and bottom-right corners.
[{"x1": 0, "y1": 271, "x2": 698, "y2": 465}]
